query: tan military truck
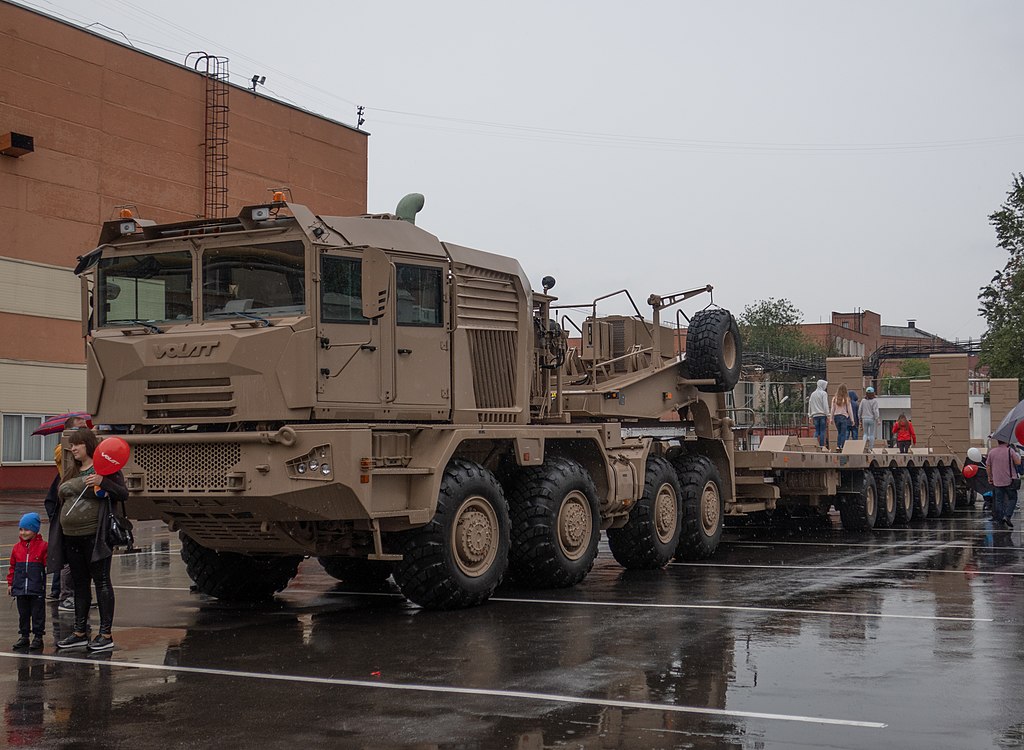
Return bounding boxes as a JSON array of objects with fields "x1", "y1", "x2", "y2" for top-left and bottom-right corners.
[{"x1": 75, "y1": 194, "x2": 961, "y2": 609}]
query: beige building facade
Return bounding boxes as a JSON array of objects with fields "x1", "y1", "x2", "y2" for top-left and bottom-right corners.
[{"x1": 0, "y1": 2, "x2": 367, "y2": 488}]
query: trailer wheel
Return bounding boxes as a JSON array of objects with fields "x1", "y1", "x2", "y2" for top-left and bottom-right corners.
[
  {"x1": 318, "y1": 557, "x2": 394, "y2": 590},
  {"x1": 608, "y1": 457, "x2": 682, "y2": 569},
  {"x1": 893, "y1": 468, "x2": 914, "y2": 526},
  {"x1": 910, "y1": 469, "x2": 930, "y2": 521},
  {"x1": 925, "y1": 467, "x2": 943, "y2": 518},
  {"x1": 673, "y1": 454, "x2": 724, "y2": 560},
  {"x1": 838, "y1": 471, "x2": 878, "y2": 531},
  {"x1": 939, "y1": 467, "x2": 957, "y2": 515},
  {"x1": 393, "y1": 459, "x2": 510, "y2": 609},
  {"x1": 506, "y1": 457, "x2": 600, "y2": 588},
  {"x1": 873, "y1": 470, "x2": 897, "y2": 528},
  {"x1": 685, "y1": 309, "x2": 742, "y2": 393},
  {"x1": 179, "y1": 532, "x2": 302, "y2": 601}
]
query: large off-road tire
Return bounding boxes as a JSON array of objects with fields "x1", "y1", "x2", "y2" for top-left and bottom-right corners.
[
  {"x1": 318, "y1": 556, "x2": 394, "y2": 589},
  {"x1": 838, "y1": 471, "x2": 878, "y2": 531},
  {"x1": 393, "y1": 459, "x2": 510, "y2": 610},
  {"x1": 893, "y1": 468, "x2": 914, "y2": 526},
  {"x1": 685, "y1": 309, "x2": 742, "y2": 393},
  {"x1": 506, "y1": 457, "x2": 600, "y2": 588},
  {"x1": 939, "y1": 467, "x2": 957, "y2": 515},
  {"x1": 608, "y1": 457, "x2": 682, "y2": 569},
  {"x1": 673, "y1": 454, "x2": 725, "y2": 560},
  {"x1": 873, "y1": 470, "x2": 897, "y2": 528},
  {"x1": 909, "y1": 469, "x2": 930, "y2": 521},
  {"x1": 179, "y1": 532, "x2": 302, "y2": 601},
  {"x1": 925, "y1": 467, "x2": 943, "y2": 518}
]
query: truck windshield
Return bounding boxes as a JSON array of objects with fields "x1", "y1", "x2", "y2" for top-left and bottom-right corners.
[
  {"x1": 203, "y1": 241, "x2": 305, "y2": 319},
  {"x1": 97, "y1": 251, "x2": 193, "y2": 326}
]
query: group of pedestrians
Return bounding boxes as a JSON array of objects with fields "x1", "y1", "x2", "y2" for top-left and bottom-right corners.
[
  {"x1": 8, "y1": 420, "x2": 125, "y2": 652},
  {"x1": 807, "y1": 380, "x2": 887, "y2": 452}
]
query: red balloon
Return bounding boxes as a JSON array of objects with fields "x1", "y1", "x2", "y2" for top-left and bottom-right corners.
[
  {"x1": 94, "y1": 437, "x2": 130, "y2": 476},
  {"x1": 1016, "y1": 420, "x2": 1024, "y2": 445},
  {"x1": 962, "y1": 463, "x2": 978, "y2": 479}
]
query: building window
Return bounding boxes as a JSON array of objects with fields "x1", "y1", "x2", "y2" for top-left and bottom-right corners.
[{"x1": 1, "y1": 414, "x2": 60, "y2": 464}]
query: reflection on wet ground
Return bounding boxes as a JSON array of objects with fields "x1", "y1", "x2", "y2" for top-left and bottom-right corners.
[{"x1": 0, "y1": 491, "x2": 1021, "y2": 749}]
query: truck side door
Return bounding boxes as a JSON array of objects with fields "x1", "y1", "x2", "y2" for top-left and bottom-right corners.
[
  {"x1": 317, "y1": 252, "x2": 383, "y2": 407},
  {"x1": 392, "y1": 261, "x2": 451, "y2": 419}
]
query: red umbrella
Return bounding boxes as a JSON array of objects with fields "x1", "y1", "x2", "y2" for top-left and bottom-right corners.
[{"x1": 31, "y1": 412, "x2": 93, "y2": 436}]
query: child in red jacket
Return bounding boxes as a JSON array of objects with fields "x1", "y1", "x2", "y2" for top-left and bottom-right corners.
[
  {"x1": 891, "y1": 414, "x2": 917, "y2": 454},
  {"x1": 7, "y1": 513, "x2": 47, "y2": 650}
]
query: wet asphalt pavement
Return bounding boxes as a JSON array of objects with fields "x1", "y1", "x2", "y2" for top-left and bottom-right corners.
[{"x1": 0, "y1": 493, "x2": 1020, "y2": 749}]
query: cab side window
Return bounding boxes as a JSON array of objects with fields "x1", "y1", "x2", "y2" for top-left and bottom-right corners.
[
  {"x1": 321, "y1": 256, "x2": 367, "y2": 323},
  {"x1": 396, "y1": 264, "x2": 443, "y2": 327}
]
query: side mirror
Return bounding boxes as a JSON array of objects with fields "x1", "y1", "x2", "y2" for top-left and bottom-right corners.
[{"x1": 361, "y1": 247, "x2": 392, "y2": 320}]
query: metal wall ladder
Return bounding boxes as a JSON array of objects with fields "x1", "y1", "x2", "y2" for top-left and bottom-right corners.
[{"x1": 188, "y1": 53, "x2": 230, "y2": 219}]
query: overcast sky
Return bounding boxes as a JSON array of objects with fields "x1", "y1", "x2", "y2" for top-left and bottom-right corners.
[{"x1": 22, "y1": 0, "x2": 1024, "y2": 340}]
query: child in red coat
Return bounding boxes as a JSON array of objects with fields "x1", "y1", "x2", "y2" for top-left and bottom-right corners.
[
  {"x1": 891, "y1": 414, "x2": 917, "y2": 454},
  {"x1": 7, "y1": 513, "x2": 48, "y2": 650}
]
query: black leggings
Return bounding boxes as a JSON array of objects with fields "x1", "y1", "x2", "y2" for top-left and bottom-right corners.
[{"x1": 63, "y1": 534, "x2": 114, "y2": 635}]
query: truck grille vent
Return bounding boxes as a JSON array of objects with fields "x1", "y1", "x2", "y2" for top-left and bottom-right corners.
[
  {"x1": 135, "y1": 442, "x2": 241, "y2": 492},
  {"x1": 144, "y1": 378, "x2": 235, "y2": 421},
  {"x1": 477, "y1": 413, "x2": 517, "y2": 424},
  {"x1": 456, "y1": 273, "x2": 519, "y2": 329},
  {"x1": 468, "y1": 329, "x2": 517, "y2": 409}
]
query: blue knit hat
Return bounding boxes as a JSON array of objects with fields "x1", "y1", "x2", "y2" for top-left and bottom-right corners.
[{"x1": 19, "y1": 513, "x2": 40, "y2": 533}]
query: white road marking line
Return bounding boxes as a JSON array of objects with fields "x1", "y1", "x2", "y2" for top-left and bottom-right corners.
[
  {"x1": 105, "y1": 582, "x2": 988, "y2": 622},
  {"x1": 671, "y1": 561, "x2": 1024, "y2": 576},
  {"x1": 488, "y1": 596, "x2": 990, "y2": 622},
  {"x1": 282, "y1": 587, "x2": 990, "y2": 623},
  {"x1": 726, "y1": 540, "x2": 926, "y2": 549},
  {"x1": 0, "y1": 652, "x2": 887, "y2": 728}
]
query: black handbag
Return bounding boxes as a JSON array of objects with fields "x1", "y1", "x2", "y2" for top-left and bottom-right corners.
[{"x1": 107, "y1": 499, "x2": 135, "y2": 550}]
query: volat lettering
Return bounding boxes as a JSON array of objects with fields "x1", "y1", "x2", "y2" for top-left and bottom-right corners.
[{"x1": 153, "y1": 341, "x2": 220, "y2": 359}]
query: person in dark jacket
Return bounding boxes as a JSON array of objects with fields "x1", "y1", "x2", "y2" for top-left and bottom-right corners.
[
  {"x1": 49, "y1": 429, "x2": 126, "y2": 653},
  {"x1": 7, "y1": 513, "x2": 48, "y2": 650},
  {"x1": 848, "y1": 390, "x2": 860, "y2": 440}
]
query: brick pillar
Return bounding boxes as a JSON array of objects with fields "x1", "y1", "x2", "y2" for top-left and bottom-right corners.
[
  {"x1": 989, "y1": 378, "x2": 1021, "y2": 437},
  {"x1": 826, "y1": 357, "x2": 864, "y2": 448},
  {"x1": 924, "y1": 354, "x2": 970, "y2": 455},
  {"x1": 910, "y1": 379, "x2": 931, "y2": 451}
]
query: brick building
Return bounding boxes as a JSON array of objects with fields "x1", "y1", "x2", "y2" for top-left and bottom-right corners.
[{"x1": 0, "y1": 2, "x2": 367, "y2": 488}]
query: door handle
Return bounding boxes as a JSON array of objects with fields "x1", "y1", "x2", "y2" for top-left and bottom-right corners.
[
  {"x1": 360, "y1": 345, "x2": 377, "y2": 352},
  {"x1": 397, "y1": 348, "x2": 413, "y2": 355}
]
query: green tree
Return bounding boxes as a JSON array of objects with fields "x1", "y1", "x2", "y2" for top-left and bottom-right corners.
[
  {"x1": 738, "y1": 298, "x2": 828, "y2": 358},
  {"x1": 979, "y1": 173, "x2": 1024, "y2": 396},
  {"x1": 881, "y1": 359, "x2": 930, "y2": 395}
]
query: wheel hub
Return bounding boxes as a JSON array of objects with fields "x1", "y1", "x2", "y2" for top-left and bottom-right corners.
[
  {"x1": 655, "y1": 483, "x2": 678, "y2": 543},
  {"x1": 453, "y1": 497, "x2": 498, "y2": 577},
  {"x1": 700, "y1": 481, "x2": 720, "y2": 535},
  {"x1": 558, "y1": 490, "x2": 592, "y2": 561}
]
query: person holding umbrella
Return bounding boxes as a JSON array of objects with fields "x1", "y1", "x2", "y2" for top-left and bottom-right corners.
[{"x1": 48, "y1": 428, "x2": 127, "y2": 652}]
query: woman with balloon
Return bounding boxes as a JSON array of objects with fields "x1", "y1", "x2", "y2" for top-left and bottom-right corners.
[{"x1": 47, "y1": 428, "x2": 129, "y2": 652}]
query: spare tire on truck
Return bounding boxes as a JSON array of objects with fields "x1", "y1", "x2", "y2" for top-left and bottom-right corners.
[{"x1": 685, "y1": 309, "x2": 742, "y2": 393}]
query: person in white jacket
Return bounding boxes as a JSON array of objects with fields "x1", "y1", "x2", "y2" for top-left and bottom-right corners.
[
  {"x1": 858, "y1": 386, "x2": 881, "y2": 451},
  {"x1": 808, "y1": 379, "x2": 830, "y2": 448}
]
